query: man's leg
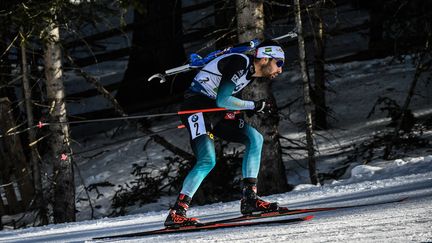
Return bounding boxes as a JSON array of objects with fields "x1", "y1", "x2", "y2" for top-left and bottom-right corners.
[
  {"x1": 213, "y1": 118, "x2": 263, "y2": 180},
  {"x1": 181, "y1": 135, "x2": 216, "y2": 197},
  {"x1": 166, "y1": 110, "x2": 217, "y2": 227},
  {"x1": 213, "y1": 117, "x2": 280, "y2": 214}
]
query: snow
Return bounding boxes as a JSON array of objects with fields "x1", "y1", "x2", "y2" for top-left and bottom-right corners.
[
  {"x1": 2, "y1": 6, "x2": 432, "y2": 242},
  {"x1": 1, "y1": 54, "x2": 431, "y2": 242},
  {"x1": 0, "y1": 162, "x2": 431, "y2": 242}
]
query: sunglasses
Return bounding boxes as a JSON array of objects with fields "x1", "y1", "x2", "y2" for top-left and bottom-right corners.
[{"x1": 261, "y1": 52, "x2": 284, "y2": 67}]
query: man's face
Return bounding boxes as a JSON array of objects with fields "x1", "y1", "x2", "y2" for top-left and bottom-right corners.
[{"x1": 261, "y1": 58, "x2": 283, "y2": 79}]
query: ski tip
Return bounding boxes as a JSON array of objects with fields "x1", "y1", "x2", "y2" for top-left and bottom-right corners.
[{"x1": 303, "y1": 215, "x2": 315, "y2": 221}]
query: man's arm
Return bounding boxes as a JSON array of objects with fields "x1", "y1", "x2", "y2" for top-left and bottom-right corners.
[{"x1": 215, "y1": 55, "x2": 255, "y2": 110}]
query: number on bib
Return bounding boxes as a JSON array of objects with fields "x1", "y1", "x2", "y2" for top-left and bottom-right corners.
[{"x1": 187, "y1": 112, "x2": 206, "y2": 139}]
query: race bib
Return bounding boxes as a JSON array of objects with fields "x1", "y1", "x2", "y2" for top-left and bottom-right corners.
[{"x1": 188, "y1": 112, "x2": 206, "y2": 139}]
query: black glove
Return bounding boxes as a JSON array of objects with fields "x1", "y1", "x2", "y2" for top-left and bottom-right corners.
[{"x1": 253, "y1": 99, "x2": 275, "y2": 114}]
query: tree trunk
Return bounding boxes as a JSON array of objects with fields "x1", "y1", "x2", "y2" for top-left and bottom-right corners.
[
  {"x1": 312, "y1": 3, "x2": 327, "y2": 130},
  {"x1": 116, "y1": 0, "x2": 193, "y2": 112},
  {"x1": 236, "y1": 0, "x2": 264, "y2": 42},
  {"x1": 0, "y1": 14, "x2": 16, "y2": 101},
  {"x1": 368, "y1": 2, "x2": 385, "y2": 51},
  {"x1": 0, "y1": 98, "x2": 34, "y2": 214},
  {"x1": 214, "y1": 0, "x2": 237, "y2": 48},
  {"x1": 294, "y1": 0, "x2": 319, "y2": 185},
  {"x1": 44, "y1": 21, "x2": 75, "y2": 223},
  {"x1": 20, "y1": 32, "x2": 49, "y2": 225},
  {"x1": 236, "y1": 0, "x2": 289, "y2": 195}
]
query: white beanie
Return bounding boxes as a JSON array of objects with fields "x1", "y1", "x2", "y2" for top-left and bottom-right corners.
[{"x1": 256, "y1": 46, "x2": 285, "y2": 59}]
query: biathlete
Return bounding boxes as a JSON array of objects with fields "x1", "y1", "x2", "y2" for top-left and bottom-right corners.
[{"x1": 165, "y1": 40, "x2": 287, "y2": 227}]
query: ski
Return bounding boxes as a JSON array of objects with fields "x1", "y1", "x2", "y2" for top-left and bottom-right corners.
[
  {"x1": 92, "y1": 197, "x2": 406, "y2": 240},
  {"x1": 209, "y1": 196, "x2": 408, "y2": 224},
  {"x1": 93, "y1": 215, "x2": 313, "y2": 240}
]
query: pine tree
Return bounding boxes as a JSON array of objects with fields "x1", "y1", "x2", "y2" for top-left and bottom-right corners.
[
  {"x1": 294, "y1": 0, "x2": 319, "y2": 185},
  {"x1": 43, "y1": 15, "x2": 75, "y2": 224},
  {"x1": 236, "y1": 0, "x2": 289, "y2": 195}
]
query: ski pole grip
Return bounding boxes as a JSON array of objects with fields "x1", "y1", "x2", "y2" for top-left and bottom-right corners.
[
  {"x1": 148, "y1": 64, "x2": 195, "y2": 83},
  {"x1": 165, "y1": 64, "x2": 193, "y2": 75}
]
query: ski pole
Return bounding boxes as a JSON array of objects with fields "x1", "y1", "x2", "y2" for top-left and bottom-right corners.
[
  {"x1": 1, "y1": 107, "x2": 231, "y2": 138},
  {"x1": 50, "y1": 107, "x2": 228, "y2": 125}
]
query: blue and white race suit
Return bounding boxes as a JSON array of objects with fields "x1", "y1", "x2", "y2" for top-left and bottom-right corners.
[{"x1": 179, "y1": 53, "x2": 263, "y2": 197}]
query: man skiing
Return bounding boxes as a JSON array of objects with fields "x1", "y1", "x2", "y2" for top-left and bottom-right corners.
[{"x1": 165, "y1": 40, "x2": 286, "y2": 227}]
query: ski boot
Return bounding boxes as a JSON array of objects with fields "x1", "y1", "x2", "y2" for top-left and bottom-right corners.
[
  {"x1": 164, "y1": 194, "x2": 200, "y2": 228},
  {"x1": 240, "y1": 179, "x2": 287, "y2": 215}
]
